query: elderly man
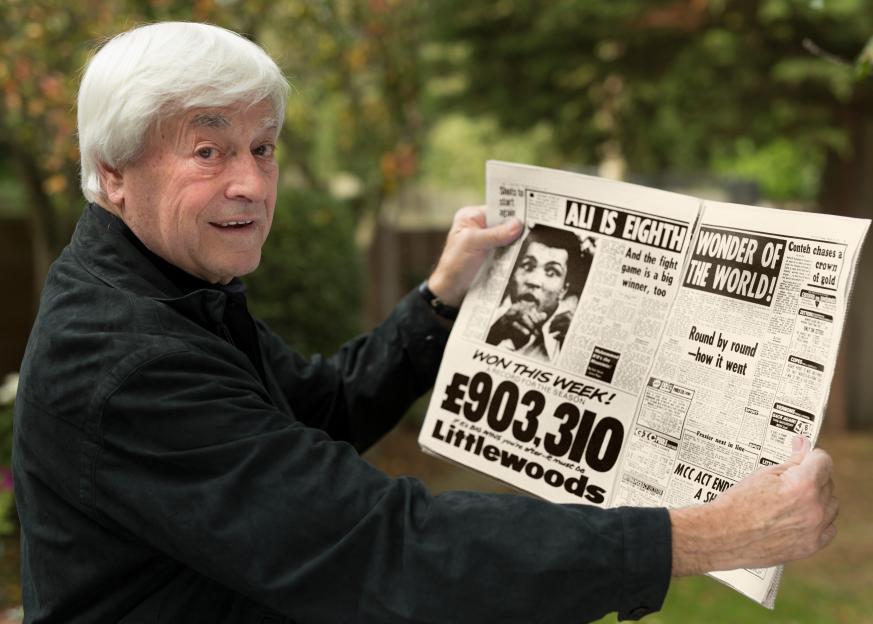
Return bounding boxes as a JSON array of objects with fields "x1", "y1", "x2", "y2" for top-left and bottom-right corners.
[{"x1": 14, "y1": 22, "x2": 837, "y2": 624}]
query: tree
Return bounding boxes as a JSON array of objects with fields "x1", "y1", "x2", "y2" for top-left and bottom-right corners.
[
  {"x1": 426, "y1": 0, "x2": 873, "y2": 427},
  {"x1": 246, "y1": 188, "x2": 362, "y2": 356},
  {"x1": 0, "y1": 0, "x2": 242, "y2": 290},
  {"x1": 0, "y1": 0, "x2": 432, "y2": 286},
  {"x1": 1, "y1": 0, "x2": 452, "y2": 362}
]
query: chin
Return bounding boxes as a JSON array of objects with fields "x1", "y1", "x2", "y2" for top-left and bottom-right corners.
[
  {"x1": 230, "y1": 255, "x2": 262, "y2": 279},
  {"x1": 204, "y1": 254, "x2": 261, "y2": 284}
]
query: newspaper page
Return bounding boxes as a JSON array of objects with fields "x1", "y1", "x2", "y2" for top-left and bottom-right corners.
[
  {"x1": 418, "y1": 160, "x2": 870, "y2": 606},
  {"x1": 613, "y1": 199, "x2": 869, "y2": 605},
  {"x1": 419, "y1": 161, "x2": 698, "y2": 503}
]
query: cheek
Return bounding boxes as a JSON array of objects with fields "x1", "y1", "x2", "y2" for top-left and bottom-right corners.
[
  {"x1": 546, "y1": 277, "x2": 565, "y2": 297},
  {"x1": 170, "y1": 185, "x2": 213, "y2": 233},
  {"x1": 511, "y1": 272, "x2": 525, "y2": 291},
  {"x1": 264, "y1": 200, "x2": 276, "y2": 232}
]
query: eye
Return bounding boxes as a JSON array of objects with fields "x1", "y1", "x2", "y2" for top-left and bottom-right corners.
[
  {"x1": 253, "y1": 143, "x2": 276, "y2": 158},
  {"x1": 196, "y1": 146, "x2": 218, "y2": 160},
  {"x1": 519, "y1": 257, "x2": 535, "y2": 272}
]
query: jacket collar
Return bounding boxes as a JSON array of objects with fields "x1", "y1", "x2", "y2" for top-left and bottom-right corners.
[{"x1": 71, "y1": 203, "x2": 231, "y2": 324}]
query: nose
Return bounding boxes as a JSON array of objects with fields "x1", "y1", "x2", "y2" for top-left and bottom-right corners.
[
  {"x1": 524, "y1": 268, "x2": 546, "y2": 289},
  {"x1": 225, "y1": 152, "x2": 270, "y2": 203}
]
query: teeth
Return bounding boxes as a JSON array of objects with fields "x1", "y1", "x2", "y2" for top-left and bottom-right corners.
[{"x1": 217, "y1": 220, "x2": 253, "y2": 227}]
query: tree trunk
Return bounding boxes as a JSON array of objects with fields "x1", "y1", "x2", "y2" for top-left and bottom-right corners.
[{"x1": 818, "y1": 111, "x2": 873, "y2": 430}]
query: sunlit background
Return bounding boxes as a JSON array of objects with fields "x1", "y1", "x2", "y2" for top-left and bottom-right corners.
[{"x1": 0, "y1": 1, "x2": 871, "y2": 621}]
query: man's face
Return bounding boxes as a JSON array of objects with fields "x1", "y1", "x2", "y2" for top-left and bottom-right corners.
[
  {"x1": 509, "y1": 241, "x2": 569, "y2": 318},
  {"x1": 104, "y1": 99, "x2": 279, "y2": 284}
]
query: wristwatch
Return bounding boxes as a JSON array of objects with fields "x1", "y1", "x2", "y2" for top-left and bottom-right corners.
[{"x1": 418, "y1": 281, "x2": 460, "y2": 321}]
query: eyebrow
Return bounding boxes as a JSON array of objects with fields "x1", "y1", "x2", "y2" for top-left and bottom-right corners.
[
  {"x1": 190, "y1": 112, "x2": 280, "y2": 132},
  {"x1": 191, "y1": 113, "x2": 231, "y2": 128},
  {"x1": 260, "y1": 116, "x2": 281, "y2": 131}
]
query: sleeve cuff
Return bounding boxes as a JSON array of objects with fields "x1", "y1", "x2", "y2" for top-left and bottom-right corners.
[
  {"x1": 617, "y1": 506, "x2": 672, "y2": 621},
  {"x1": 390, "y1": 287, "x2": 452, "y2": 389}
]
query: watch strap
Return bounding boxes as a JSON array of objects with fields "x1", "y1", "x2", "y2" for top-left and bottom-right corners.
[{"x1": 418, "y1": 281, "x2": 460, "y2": 321}]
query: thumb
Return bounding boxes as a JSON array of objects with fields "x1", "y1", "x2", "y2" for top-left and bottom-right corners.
[
  {"x1": 468, "y1": 218, "x2": 523, "y2": 251},
  {"x1": 497, "y1": 218, "x2": 524, "y2": 245},
  {"x1": 765, "y1": 435, "x2": 810, "y2": 477},
  {"x1": 790, "y1": 434, "x2": 811, "y2": 464}
]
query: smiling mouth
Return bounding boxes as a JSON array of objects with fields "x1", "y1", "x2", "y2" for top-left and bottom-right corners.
[{"x1": 210, "y1": 220, "x2": 254, "y2": 229}]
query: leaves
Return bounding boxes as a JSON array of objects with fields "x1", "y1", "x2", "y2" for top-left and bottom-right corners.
[
  {"x1": 855, "y1": 34, "x2": 873, "y2": 79},
  {"x1": 0, "y1": 0, "x2": 433, "y2": 261},
  {"x1": 425, "y1": 0, "x2": 873, "y2": 197}
]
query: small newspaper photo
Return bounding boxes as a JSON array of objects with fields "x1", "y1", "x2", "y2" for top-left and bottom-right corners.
[{"x1": 418, "y1": 160, "x2": 870, "y2": 607}]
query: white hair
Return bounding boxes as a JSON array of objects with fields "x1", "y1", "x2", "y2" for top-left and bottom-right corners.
[{"x1": 77, "y1": 22, "x2": 289, "y2": 203}]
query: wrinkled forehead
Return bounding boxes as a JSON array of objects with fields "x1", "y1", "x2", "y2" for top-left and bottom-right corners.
[
  {"x1": 521, "y1": 241, "x2": 569, "y2": 269},
  {"x1": 185, "y1": 105, "x2": 282, "y2": 132},
  {"x1": 148, "y1": 101, "x2": 281, "y2": 144}
]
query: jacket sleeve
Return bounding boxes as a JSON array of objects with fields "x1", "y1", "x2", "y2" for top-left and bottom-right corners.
[
  {"x1": 96, "y1": 349, "x2": 671, "y2": 624},
  {"x1": 256, "y1": 287, "x2": 451, "y2": 451}
]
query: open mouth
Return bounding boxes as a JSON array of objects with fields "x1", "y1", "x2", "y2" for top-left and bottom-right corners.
[
  {"x1": 210, "y1": 220, "x2": 254, "y2": 229},
  {"x1": 518, "y1": 293, "x2": 540, "y2": 305}
]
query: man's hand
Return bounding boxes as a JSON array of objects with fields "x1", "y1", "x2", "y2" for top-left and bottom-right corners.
[
  {"x1": 670, "y1": 435, "x2": 838, "y2": 576},
  {"x1": 428, "y1": 206, "x2": 523, "y2": 308}
]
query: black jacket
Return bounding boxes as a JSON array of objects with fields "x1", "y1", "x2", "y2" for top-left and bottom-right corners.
[{"x1": 13, "y1": 204, "x2": 671, "y2": 623}]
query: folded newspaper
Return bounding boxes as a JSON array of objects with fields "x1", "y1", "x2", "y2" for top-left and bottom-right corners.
[{"x1": 418, "y1": 160, "x2": 869, "y2": 607}]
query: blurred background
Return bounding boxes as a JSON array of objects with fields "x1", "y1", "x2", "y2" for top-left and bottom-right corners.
[{"x1": 0, "y1": 0, "x2": 871, "y2": 621}]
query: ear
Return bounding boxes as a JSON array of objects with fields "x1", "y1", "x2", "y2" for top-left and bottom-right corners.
[
  {"x1": 560, "y1": 270, "x2": 570, "y2": 299},
  {"x1": 97, "y1": 161, "x2": 126, "y2": 211}
]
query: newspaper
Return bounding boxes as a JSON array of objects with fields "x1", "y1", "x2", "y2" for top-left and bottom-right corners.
[{"x1": 418, "y1": 160, "x2": 870, "y2": 607}]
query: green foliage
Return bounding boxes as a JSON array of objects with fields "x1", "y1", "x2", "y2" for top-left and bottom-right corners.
[
  {"x1": 0, "y1": 402, "x2": 14, "y2": 538},
  {"x1": 855, "y1": 34, "x2": 873, "y2": 79},
  {"x1": 266, "y1": 0, "x2": 431, "y2": 211},
  {"x1": 0, "y1": 491, "x2": 14, "y2": 537},
  {"x1": 592, "y1": 571, "x2": 873, "y2": 623},
  {"x1": 713, "y1": 138, "x2": 825, "y2": 201},
  {"x1": 0, "y1": 0, "x2": 258, "y2": 256},
  {"x1": 425, "y1": 0, "x2": 873, "y2": 202},
  {"x1": 421, "y1": 114, "x2": 559, "y2": 190},
  {"x1": 246, "y1": 188, "x2": 362, "y2": 357},
  {"x1": 0, "y1": 0, "x2": 434, "y2": 275}
]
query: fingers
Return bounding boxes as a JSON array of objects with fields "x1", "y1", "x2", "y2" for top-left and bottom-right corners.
[
  {"x1": 820, "y1": 477, "x2": 834, "y2": 505},
  {"x1": 814, "y1": 487, "x2": 839, "y2": 550},
  {"x1": 513, "y1": 300, "x2": 536, "y2": 314},
  {"x1": 792, "y1": 448, "x2": 837, "y2": 554},
  {"x1": 511, "y1": 311, "x2": 545, "y2": 334},
  {"x1": 798, "y1": 448, "x2": 834, "y2": 488},
  {"x1": 682, "y1": 447, "x2": 840, "y2": 571},
  {"x1": 824, "y1": 488, "x2": 839, "y2": 526},
  {"x1": 429, "y1": 206, "x2": 523, "y2": 308},
  {"x1": 454, "y1": 205, "x2": 487, "y2": 226}
]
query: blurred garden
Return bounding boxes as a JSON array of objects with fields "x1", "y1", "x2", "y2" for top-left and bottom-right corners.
[{"x1": 1, "y1": 0, "x2": 872, "y2": 621}]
